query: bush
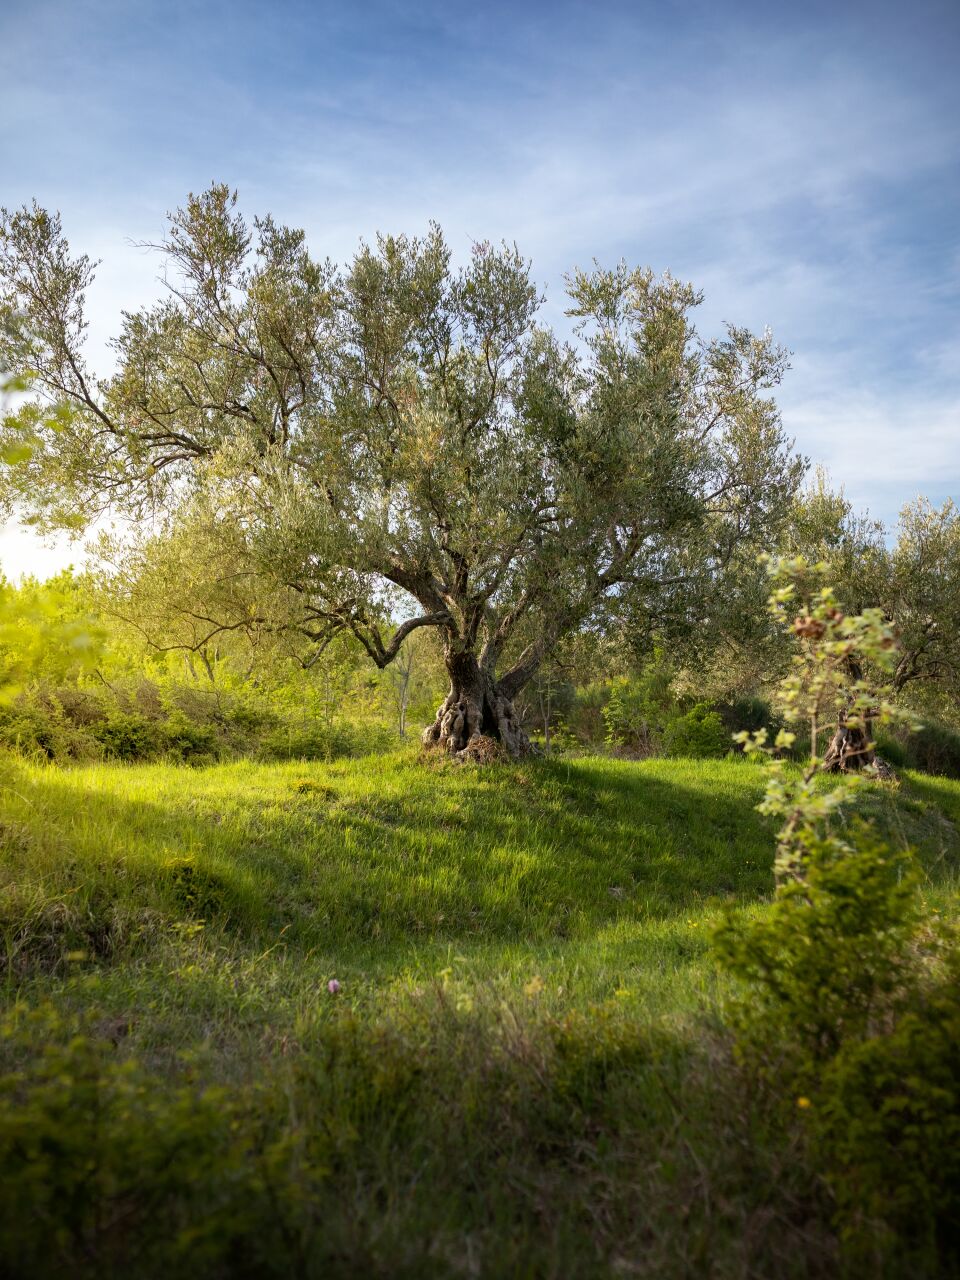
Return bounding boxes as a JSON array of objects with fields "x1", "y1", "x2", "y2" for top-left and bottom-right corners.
[
  {"x1": 714, "y1": 825, "x2": 919, "y2": 1060},
  {"x1": 717, "y1": 695, "x2": 781, "y2": 741},
  {"x1": 715, "y1": 827, "x2": 960, "y2": 1271},
  {"x1": 161, "y1": 710, "x2": 218, "y2": 762},
  {"x1": 599, "y1": 655, "x2": 677, "y2": 755},
  {"x1": 815, "y1": 949, "x2": 960, "y2": 1270},
  {"x1": 0, "y1": 1004, "x2": 253, "y2": 1277},
  {"x1": 872, "y1": 731, "x2": 908, "y2": 768},
  {"x1": 564, "y1": 682, "x2": 609, "y2": 745},
  {"x1": 601, "y1": 676, "x2": 662, "y2": 755},
  {"x1": 0, "y1": 700, "x2": 96, "y2": 762},
  {"x1": 662, "y1": 702, "x2": 728, "y2": 759},
  {"x1": 91, "y1": 712, "x2": 165, "y2": 761},
  {"x1": 870, "y1": 720, "x2": 960, "y2": 778},
  {"x1": 905, "y1": 721, "x2": 960, "y2": 779},
  {"x1": 260, "y1": 719, "x2": 391, "y2": 761}
]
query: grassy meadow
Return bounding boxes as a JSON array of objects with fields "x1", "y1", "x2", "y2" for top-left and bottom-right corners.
[{"x1": 1, "y1": 749, "x2": 958, "y2": 1277}]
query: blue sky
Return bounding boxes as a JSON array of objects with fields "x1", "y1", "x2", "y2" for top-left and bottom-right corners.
[{"x1": 1, "y1": 0, "x2": 958, "y2": 576}]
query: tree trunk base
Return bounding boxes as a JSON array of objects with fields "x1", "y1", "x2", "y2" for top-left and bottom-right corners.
[
  {"x1": 822, "y1": 723, "x2": 875, "y2": 773},
  {"x1": 421, "y1": 681, "x2": 534, "y2": 761},
  {"x1": 822, "y1": 719, "x2": 895, "y2": 779}
]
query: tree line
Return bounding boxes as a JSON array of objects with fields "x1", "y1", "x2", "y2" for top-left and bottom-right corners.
[{"x1": 1, "y1": 189, "x2": 957, "y2": 758}]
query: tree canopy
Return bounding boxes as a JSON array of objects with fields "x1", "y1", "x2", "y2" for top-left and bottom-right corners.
[
  {"x1": 783, "y1": 474, "x2": 960, "y2": 716},
  {"x1": 0, "y1": 185, "x2": 803, "y2": 755}
]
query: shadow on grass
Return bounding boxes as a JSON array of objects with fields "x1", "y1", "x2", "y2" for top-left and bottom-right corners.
[{"x1": 3, "y1": 755, "x2": 957, "y2": 974}]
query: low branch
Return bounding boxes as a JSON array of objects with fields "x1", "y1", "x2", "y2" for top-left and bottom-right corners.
[{"x1": 349, "y1": 611, "x2": 450, "y2": 669}]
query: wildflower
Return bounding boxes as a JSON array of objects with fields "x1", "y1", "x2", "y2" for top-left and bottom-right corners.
[
  {"x1": 327, "y1": 978, "x2": 341, "y2": 995},
  {"x1": 796, "y1": 1096, "x2": 811, "y2": 1109}
]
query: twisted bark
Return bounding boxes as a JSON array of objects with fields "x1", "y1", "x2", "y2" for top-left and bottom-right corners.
[
  {"x1": 822, "y1": 715, "x2": 875, "y2": 772},
  {"x1": 822, "y1": 655, "x2": 877, "y2": 774},
  {"x1": 420, "y1": 647, "x2": 533, "y2": 760}
]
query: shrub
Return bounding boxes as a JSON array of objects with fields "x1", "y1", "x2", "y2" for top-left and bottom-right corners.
[
  {"x1": 713, "y1": 824, "x2": 919, "y2": 1061},
  {"x1": 601, "y1": 676, "x2": 660, "y2": 754},
  {"x1": 662, "y1": 702, "x2": 728, "y2": 759},
  {"x1": 905, "y1": 721, "x2": 960, "y2": 779},
  {"x1": 717, "y1": 557, "x2": 960, "y2": 1272},
  {"x1": 564, "y1": 681, "x2": 609, "y2": 745},
  {"x1": 872, "y1": 731, "x2": 907, "y2": 768},
  {"x1": 717, "y1": 841, "x2": 960, "y2": 1272},
  {"x1": 717, "y1": 695, "x2": 783, "y2": 745},
  {"x1": 0, "y1": 700, "x2": 96, "y2": 762},
  {"x1": 260, "y1": 719, "x2": 390, "y2": 761},
  {"x1": 815, "y1": 947, "x2": 960, "y2": 1271},
  {"x1": 91, "y1": 712, "x2": 165, "y2": 760},
  {"x1": 0, "y1": 1004, "x2": 253, "y2": 1277},
  {"x1": 600, "y1": 657, "x2": 677, "y2": 755},
  {"x1": 162, "y1": 710, "x2": 218, "y2": 762}
]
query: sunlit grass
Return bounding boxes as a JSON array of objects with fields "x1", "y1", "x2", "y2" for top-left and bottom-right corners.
[
  {"x1": 2, "y1": 750, "x2": 957, "y2": 1054},
  {"x1": 1, "y1": 750, "x2": 958, "y2": 1276}
]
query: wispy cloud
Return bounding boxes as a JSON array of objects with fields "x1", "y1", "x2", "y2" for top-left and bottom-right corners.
[{"x1": 1, "y1": 0, "x2": 957, "y2": 576}]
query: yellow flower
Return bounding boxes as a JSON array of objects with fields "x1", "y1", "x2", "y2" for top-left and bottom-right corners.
[{"x1": 796, "y1": 1096, "x2": 812, "y2": 1109}]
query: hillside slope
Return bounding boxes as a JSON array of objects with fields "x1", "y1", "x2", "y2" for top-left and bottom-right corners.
[{"x1": 1, "y1": 752, "x2": 958, "y2": 1278}]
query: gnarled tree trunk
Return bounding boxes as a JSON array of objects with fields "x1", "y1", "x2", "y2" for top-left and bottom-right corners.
[
  {"x1": 420, "y1": 647, "x2": 533, "y2": 760},
  {"x1": 821, "y1": 653, "x2": 884, "y2": 774},
  {"x1": 822, "y1": 712, "x2": 876, "y2": 772}
]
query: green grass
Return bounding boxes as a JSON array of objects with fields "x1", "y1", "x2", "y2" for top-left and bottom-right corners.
[{"x1": 1, "y1": 750, "x2": 958, "y2": 1277}]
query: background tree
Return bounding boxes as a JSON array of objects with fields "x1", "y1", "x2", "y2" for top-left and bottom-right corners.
[
  {"x1": 886, "y1": 497, "x2": 960, "y2": 712},
  {"x1": 786, "y1": 480, "x2": 960, "y2": 726},
  {"x1": 0, "y1": 187, "x2": 802, "y2": 757},
  {"x1": 382, "y1": 626, "x2": 444, "y2": 740},
  {"x1": 784, "y1": 468, "x2": 888, "y2": 613}
]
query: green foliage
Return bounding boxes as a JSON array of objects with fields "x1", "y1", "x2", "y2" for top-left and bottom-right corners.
[
  {"x1": 889, "y1": 497, "x2": 960, "y2": 714},
  {"x1": 714, "y1": 825, "x2": 919, "y2": 1058},
  {"x1": 905, "y1": 720, "x2": 960, "y2": 779},
  {"x1": 0, "y1": 193, "x2": 802, "y2": 735},
  {"x1": 160, "y1": 710, "x2": 219, "y2": 762},
  {"x1": 814, "y1": 949, "x2": 960, "y2": 1270},
  {"x1": 784, "y1": 477, "x2": 960, "y2": 718},
  {"x1": 0, "y1": 573, "x2": 104, "y2": 697},
  {"x1": 871, "y1": 730, "x2": 908, "y2": 768},
  {"x1": 259, "y1": 718, "x2": 390, "y2": 761},
  {"x1": 0, "y1": 1003, "x2": 251, "y2": 1276},
  {"x1": 717, "y1": 861, "x2": 960, "y2": 1272},
  {"x1": 600, "y1": 651, "x2": 675, "y2": 753},
  {"x1": 720, "y1": 695, "x2": 778, "y2": 737},
  {"x1": 0, "y1": 569, "x2": 415, "y2": 763},
  {"x1": 785, "y1": 469, "x2": 888, "y2": 618},
  {"x1": 717, "y1": 559, "x2": 960, "y2": 1272},
  {"x1": 0, "y1": 698, "x2": 96, "y2": 760},
  {"x1": 662, "y1": 702, "x2": 728, "y2": 759},
  {"x1": 91, "y1": 711, "x2": 166, "y2": 760}
]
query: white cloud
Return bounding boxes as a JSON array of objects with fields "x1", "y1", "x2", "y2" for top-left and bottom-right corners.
[
  {"x1": 2, "y1": 0, "x2": 957, "y2": 573},
  {"x1": 782, "y1": 384, "x2": 959, "y2": 519}
]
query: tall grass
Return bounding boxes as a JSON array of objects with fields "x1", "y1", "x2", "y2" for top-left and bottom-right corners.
[{"x1": 1, "y1": 751, "x2": 958, "y2": 1276}]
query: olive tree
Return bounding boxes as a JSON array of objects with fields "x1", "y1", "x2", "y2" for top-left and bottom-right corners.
[
  {"x1": 778, "y1": 483, "x2": 960, "y2": 764},
  {"x1": 886, "y1": 497, "x2": 960, "y2": 707},
  {"x1": 0, "y1": 187, "x2": 802, "y2": 757}
]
